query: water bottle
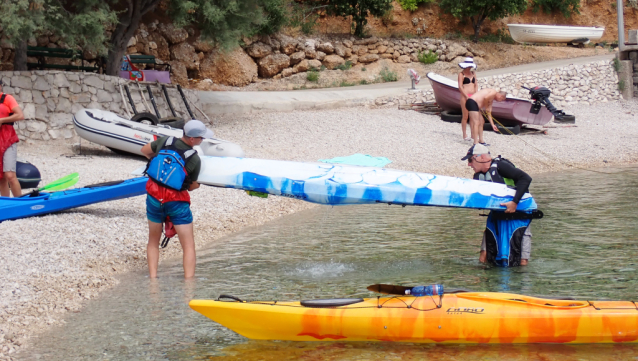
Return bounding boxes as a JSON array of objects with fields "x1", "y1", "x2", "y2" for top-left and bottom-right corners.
[{"x1": 406, "y1": 284, "x2": 444, "y2": 297}]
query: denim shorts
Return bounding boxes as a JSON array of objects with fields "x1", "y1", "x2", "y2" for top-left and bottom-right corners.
[{"x1": 146, "y1": 195, "x2": 193, "y2": 225}]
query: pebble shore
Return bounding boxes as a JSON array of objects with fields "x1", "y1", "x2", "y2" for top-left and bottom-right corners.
[{"x1": 2, "y1": 100, "x2": 638, "y2": 359}]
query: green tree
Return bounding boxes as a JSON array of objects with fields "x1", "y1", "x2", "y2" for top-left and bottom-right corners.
[
  {"x1": 439, "y1": 0, "x2": 528, "y2": 43},
  {"x1": 323, "y1": 0, "x2": 393, "y2": 37},
  {"x1": 0, "y1": 0, "x2": 116, "y2": 71},
  {"x1": 531, "y1": 0, "x2": 580, "y2": 18},
  {"x1": 105, "y1": 0, "x2": 286, "y2": 75}
]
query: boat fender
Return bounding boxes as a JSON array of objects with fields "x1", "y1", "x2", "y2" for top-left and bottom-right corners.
[{"x1": 16, "y1": 161, "x2": 41, "y2": 189}]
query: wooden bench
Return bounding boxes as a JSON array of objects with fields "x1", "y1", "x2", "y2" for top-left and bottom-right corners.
[
  {"x1": 26, "y1": 46, "x2": 100, "y2": 72},
  {"x1": 127, "y1": 54, "x2": 171, "y2": 72}
]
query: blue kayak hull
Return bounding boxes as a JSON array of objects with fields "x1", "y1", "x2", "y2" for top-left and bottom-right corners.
[{"x1": 0, "y1": 177, "x2": 148, "y2": 222}]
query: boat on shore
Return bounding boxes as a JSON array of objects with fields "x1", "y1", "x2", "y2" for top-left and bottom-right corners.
[
  {"x1": 0, "y1": 177, "x2": 147, "y2": 222},
  {"x1": 73, "y1": 109, "x2": 245, "y2": 157},
  {"x1": 507, "y1": 24, "x2": 605, "y2": 44},
  {"x1": 426, "y1": 72, "x2": 554, "y2": 127},
  {"x1": 190, "y1": 288, "x2": 638, "y2": 343}
]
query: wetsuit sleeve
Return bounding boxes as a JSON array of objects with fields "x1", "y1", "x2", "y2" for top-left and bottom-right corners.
[{"x1": 497, "y1": 161, "x2": 532, "y2": 204}]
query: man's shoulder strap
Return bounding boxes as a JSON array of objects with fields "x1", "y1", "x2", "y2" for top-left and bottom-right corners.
[{"x1": 0, "y1": 94, "x2": 6, "y2": 104}]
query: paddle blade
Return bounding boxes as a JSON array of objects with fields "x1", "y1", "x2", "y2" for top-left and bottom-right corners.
[
  {"x1": 367, "y1": 284, "x2": 412, "y2": 296},
  {"x1": 39, "y1": 173, "x2": 79, "y2": 191}
]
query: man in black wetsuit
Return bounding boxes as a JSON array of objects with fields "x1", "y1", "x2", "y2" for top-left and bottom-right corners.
[{"x1": 462, "y1": 144, "x2": 533, "y2": 266}]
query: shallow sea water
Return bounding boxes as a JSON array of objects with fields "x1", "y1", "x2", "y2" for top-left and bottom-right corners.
[{"x1": 19, "y1": 167, "x2": 638, "y2": 360}]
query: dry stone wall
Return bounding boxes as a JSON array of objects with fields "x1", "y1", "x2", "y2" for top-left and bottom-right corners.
[
  {"x1": 374, "y1": 60, "x2": 621, "y2": 108},
  {"x1": 242, "y1": 35, "x2": 479, "y2": 82},
  {"x1": 1, "y1": 71, "x2": 202, "y2": 142}
]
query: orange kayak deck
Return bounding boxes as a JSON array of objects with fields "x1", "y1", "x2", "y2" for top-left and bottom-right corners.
[{"x1": 189, "y1": 292, "x2": 638, "y2": 344}]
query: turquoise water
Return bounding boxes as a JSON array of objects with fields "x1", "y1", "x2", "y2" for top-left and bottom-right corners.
[{"x1": 19, "y1": 167, "x2": 638, "y2": 360}]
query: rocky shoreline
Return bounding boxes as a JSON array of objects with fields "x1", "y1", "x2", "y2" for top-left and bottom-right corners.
[{"x1": 3, "y1": 98, "x2": 638, "y2": 359}]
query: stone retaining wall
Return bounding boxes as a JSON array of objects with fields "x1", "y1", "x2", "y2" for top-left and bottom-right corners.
[
  {"x1": 1, "y1": 71, "x2": 202, "y2": 142},
  {"x1": 373, "y1": 60, "x2": 621, "y2": 108}
]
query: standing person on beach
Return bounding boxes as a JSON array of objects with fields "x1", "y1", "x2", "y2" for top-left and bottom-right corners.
[
  {"x1": 458, "y1": 57, "x2": 479, "y2": 142},
  {"x1": 466, "y1": 89, "x2": 506, "y2": 146},
  {"x1": 0, "y1": 80, "x2": 25, "y2": 197},
  {"x1": 141, "y1": 120, "x2": 213, "y2": 279},
  {"x1": 462, "y1": 144, "x2": 533, "y2": 266}
]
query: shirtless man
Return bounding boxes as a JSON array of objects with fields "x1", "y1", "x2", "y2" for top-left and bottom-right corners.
[{"x1": 465, "y1": 89, "x2": 507, "y2": 146}]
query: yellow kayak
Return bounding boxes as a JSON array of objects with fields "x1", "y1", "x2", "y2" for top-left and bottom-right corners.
[{"x1": 189, "y1": 291, "x2": 638, "y2": 343}]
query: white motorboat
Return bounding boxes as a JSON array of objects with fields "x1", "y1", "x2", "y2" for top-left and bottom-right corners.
[
  {"x1": 73, "y1": 109, "x2": 245, "y2": 157},
  {"x1": 507, "y1": 24, "x2": 605, "y2": 44}
]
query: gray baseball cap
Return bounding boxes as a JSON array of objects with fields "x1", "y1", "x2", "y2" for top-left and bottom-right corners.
[{"x1": 183, "y1": 120, "x2": 213, "y2": 139}]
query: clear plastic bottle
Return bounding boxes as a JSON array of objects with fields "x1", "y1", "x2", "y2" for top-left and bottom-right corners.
[{"x1": 407, "y1": 284, "x2": 444, "y2": 297}]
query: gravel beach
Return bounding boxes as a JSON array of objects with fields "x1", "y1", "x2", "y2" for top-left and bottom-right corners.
[{"x1": 2, "y1": 100, "x2": 638, "y2": 358}]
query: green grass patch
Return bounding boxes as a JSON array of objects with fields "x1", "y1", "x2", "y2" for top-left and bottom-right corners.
[
  {"x1": 479, "y1": 29, "x2": 516, "y2": 44},
  {"x1": 612, "y1": 57, "x2": 621, "y2": 72},
  {"x1": 378, "y1": 67, "x2": 398, "y2": 82},
  {"x1": 307, "y1": 69, "x2": 319, "y2": 82},
  {"x1": 335, "y1": 60, "x2": 353, "y2": 71},
  {"x1": 417, "y1": 50, "x2": 438, "y2": 64},
  {"x1": 359, "y1": 79, "x2": 368, "y2": 85},
  {"x1": 339, "y1": 80, "x2": 355, "y2": 87}
]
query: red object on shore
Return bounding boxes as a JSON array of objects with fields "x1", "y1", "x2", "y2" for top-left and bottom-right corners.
[{"x1": 426, "y1": 72, "x2": 554, "y2": 127}]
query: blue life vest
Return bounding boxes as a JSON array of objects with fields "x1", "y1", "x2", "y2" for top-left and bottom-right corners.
[{"x1": 145, "y1": 137, "x2": 196, "y2": 191}]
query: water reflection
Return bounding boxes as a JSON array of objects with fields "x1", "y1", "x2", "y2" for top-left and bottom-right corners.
[{"x1": 20, "y1": 167, "x2": 638, "y2": 360}]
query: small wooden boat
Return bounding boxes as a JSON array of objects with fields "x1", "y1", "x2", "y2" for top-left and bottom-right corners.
[
  {"x1": 507, "y1": 24, "x2": 605, "y2": 44},
  {"x1": 73, "y1": 109, "x2": 245, "y2": 157},
  {"x1": 426, "y1": 73, "x2": 554, "y2": 127}
]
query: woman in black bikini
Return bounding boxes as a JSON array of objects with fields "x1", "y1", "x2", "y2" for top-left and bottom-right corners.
[{"x1": 457, "y1": 57, "x2": 478, "y2": 141}]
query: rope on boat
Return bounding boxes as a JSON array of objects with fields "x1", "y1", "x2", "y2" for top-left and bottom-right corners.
[{"x1": 481, "y1": 110, "x2": 611, "y2": 174}]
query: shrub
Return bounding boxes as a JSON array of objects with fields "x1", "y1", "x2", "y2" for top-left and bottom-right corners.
[
  {"x1": 361, "y1": 67, "x2": 367, "y2": 71},
  {"x1": 612, "y1": 57, "x2": 621, "y2": 72},
  {"x1": 532, "y1": 0, "x2": 580, "y2": 18},
  {"x1": 307, "y1": 69, "x2": 319, "y2": 82},
  {"x1": 379, "y1": 67, "x2": 398, "y2": 82},
  {"x1": 417, "y1": 50, "x2": 438, "y2": 64},
  {"x1": 397, "y1": 0, "x2": 435, "y2": 11},
  {"x1": 479, "y1": 28, "x2": 515, "y2": 44},
  {"x1": 359, "y1": 79, "x2": 368, "y2": 85},
  {"x1": 340, "y1": 80, "x2": 355, "y2": 87},
  {"x1": 335, "y1": 60, "x2": 353, "y2": 70},
  {"x1": 618, "y1": 79, "x2": 626, "y2": 91}
]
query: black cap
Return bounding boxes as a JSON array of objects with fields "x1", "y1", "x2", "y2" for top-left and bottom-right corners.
[{"x1": 461, "y1": 144, "x2": 490, "y2": 160}]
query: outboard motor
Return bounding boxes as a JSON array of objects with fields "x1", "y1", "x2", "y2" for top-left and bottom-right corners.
[{"x1": 522, "y1": 86, "x2": 573, "y2": 121}]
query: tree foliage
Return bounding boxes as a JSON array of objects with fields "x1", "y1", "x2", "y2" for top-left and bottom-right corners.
[
  {"x1": 397, "y1": 0, "x2": 434, "y2": 12},
  {"x1": 0, "y1": 0, "x2": 116, "y2": 70},
  {"x1": 323, "y1": 0, "x2": 393, "y2": 37},
  {"x1": 531, "y1": 0, "x2": 580, "y2": 18},
  {"x1": 439, "y1": 0, "x2": 528, "y2": 43}
]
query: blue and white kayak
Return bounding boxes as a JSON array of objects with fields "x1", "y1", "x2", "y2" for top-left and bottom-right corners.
[
  {"x1": 0, "y1": 177, "x2": 147, "y2": 222},
  {"x1": 194, "y1": 157, "x2": 537, "y2": 212}
]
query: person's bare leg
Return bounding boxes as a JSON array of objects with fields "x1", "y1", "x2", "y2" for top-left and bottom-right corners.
[
  {"x1": 520, "y1": 259, "x2": 528, "y2": 266},
  {"x1": 479, "y1": 251, "x2": 487, "y2": 263},
  {"x1": 0, "y1": 176, "x2": 9, "y2": 197},
  {"x1": 477, "y1": 117, "x2": 486, "y2": 144},
  {"x1": 460, "y1": 98, "x2": 469, "y2": 139},
  {"x1": 174, "y1": 223, "x2": 196, "y2": 279},
  {"x1": 469, "y1": 112, "x2": 480, "y2": 144},
  {"x1": 147, "y1": 221, "x2": 163, "y2": 278},
  {"x1": 5, "y1": 172, "x2": 21, "y2": 197}
]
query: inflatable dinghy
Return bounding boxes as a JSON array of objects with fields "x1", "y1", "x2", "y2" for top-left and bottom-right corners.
[{"x1": 73, "y1": 109, "x2": 245, "y2": 157}]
